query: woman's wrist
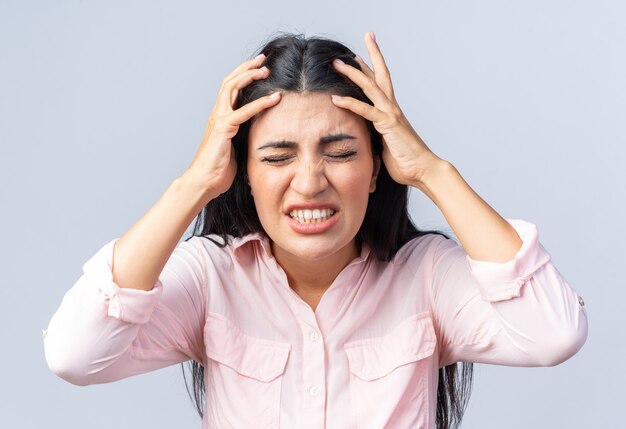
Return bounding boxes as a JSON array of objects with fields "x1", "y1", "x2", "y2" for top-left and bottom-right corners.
[
  {"x1": 177, "y1": 170, "x2": 221, "y2": 205},
  {"x1": 410, "y1": 157, "x2": 454, "y2": 205}
]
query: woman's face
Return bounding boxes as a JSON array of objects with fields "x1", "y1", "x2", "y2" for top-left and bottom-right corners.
[{"x1": 247, "y1": 92, "x2": 379, "y2": 265}]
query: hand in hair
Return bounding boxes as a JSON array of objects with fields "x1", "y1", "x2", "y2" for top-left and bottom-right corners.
[
  {"x1": 183, "y1": 53, "x2": 282, "y2": 200},
  {"x1": 331, "y1": 32, "x2": 446, "y2": 190}
]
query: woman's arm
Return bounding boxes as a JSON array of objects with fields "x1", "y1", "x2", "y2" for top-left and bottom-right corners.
[
  {"x1": 413, "y1": 161, "x2": 588, "y2": 366},
  {"x1": 43, "y1": 175, "x2": 213, "y2": 385},
  {"x1": 411, "y1": 132, "x2": 587, "y2": 368},
  {"x1": 43, "y1": 52, "x2": 281, "y2": 385},
  {"x1": 429, "y1": 218, "x2": 588, "y2": 367},
  {"x1": 413, "y1": 160, "x2": 523, "y2": 263},
  {"x1": 111, "y1": 174, "x2": 214, "y2": 292},
  {"x1": 331, "y1": 32, "x2": 588, "y2": 367}
]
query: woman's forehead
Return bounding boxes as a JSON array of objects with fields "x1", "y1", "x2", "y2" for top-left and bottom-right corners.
[{"x1": 249, "y1": 92, "x2": 367, "y2": 142}]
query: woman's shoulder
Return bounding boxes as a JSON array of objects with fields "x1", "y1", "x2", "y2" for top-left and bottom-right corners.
[{"x1": 390, "y1": 231, "x2": 455, "y2": 265}]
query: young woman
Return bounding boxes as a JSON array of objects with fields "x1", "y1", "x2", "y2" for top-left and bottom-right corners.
[{"x1": 43, "y1": 32, "x2": 588, "y2": 429}]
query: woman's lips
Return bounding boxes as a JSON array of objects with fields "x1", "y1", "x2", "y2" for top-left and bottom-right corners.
[{"x1": 286, "y1": 210, "x2": 338, "y2": 234}]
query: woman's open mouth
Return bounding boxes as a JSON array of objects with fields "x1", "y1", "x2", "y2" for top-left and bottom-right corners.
[
  {"x1": 288, "y1": 208, "x2": 335, "y2": 224},
  {"x1": 286, "y1": 208, "x2": 338, "y2": 234}
]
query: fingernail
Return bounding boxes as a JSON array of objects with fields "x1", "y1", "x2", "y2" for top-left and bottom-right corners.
[
  {"x1": 369, "y1": 32, "x2": 376, "y2": 42},
  {"x1": 331, "y1": 94, "x2": 342, "y2": 102},
  {"x1": 269, "y1": 91, "x2": 280, "y2": 99},
  {"x1": 333, "y1": 58, "x2": 344, "y2": 66},
  {"x1": 255, "y1": 53, "x2": 265, "y2": 61}
]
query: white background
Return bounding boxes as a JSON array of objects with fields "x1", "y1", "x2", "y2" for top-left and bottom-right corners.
[{"x1": 1, "y1": 0, "x2": 622, "y2": 427}]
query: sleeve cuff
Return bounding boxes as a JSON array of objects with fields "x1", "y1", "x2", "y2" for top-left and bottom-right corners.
[
  {"x1": 81, "y1": 238, "x2": 163, "y2": 324},
  {"x1": 466, "y1": 219, "x2": 552, "y2": 302}
]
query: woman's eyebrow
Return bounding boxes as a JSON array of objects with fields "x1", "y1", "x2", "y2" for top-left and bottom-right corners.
[{"x1": 257, "y1": 133, "x2": 356, "y2": 150}]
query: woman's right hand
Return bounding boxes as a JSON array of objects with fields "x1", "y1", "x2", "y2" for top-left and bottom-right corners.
[{"x1": 183, "y1": 53, "x2": 281, "y2": 199}]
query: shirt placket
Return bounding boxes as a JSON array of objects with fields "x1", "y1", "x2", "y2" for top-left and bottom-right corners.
[
  {"x1": 298, "y1": 314, "x2": 327, "y2": 429},
  {"x1": 267, "y1": 249, "x2": 329, "y2": 429}
]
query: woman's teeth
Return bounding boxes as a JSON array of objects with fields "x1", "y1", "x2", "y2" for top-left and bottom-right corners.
[{"x1": 289, "y1": 208, "x2": 335, "y2": 223}]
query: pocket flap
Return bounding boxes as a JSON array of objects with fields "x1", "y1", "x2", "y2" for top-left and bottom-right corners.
[
  {"x1": 344, "y1": 313, "x2": 436, "y2": 381},
  {"x1": 204, "y1": 312, "x2": 291, "y2": 382}
]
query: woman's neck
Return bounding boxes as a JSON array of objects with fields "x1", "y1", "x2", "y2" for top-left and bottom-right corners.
[{"x1": 271, "y1": 240, "x2": 360, "y2": 310}]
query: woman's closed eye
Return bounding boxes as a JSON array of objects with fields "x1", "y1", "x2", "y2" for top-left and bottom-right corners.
[{"x1": 326, "y1": 150, "x2": 357, "y2": 160}]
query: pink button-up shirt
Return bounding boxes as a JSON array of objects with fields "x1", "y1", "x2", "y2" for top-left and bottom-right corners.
[{"x1": 43, "y1": 218, "x2": 588, "y2": 429}]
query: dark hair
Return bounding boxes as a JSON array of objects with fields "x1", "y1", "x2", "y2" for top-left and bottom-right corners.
[{"x1": 181, "y1": 32, "x2": 474, "y2": 429}]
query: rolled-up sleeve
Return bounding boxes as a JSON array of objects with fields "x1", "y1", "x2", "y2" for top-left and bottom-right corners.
[
  {"x1": 430, "y1": 219, "x2": 588, "y2": 368},
  {"x1": 43, "y1": 237, "x2": 208, "y2": 386}
]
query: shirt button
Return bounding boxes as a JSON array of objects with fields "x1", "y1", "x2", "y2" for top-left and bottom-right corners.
[
  {"x1": 309, "y1": 331, "x2": 320, "y2": 341},
  {"x1": 578, "y1": 295, "x2": 585, "y2": 307},
  {"x1": 309, "y1": 386, "x2": 320, "y2": 397}
]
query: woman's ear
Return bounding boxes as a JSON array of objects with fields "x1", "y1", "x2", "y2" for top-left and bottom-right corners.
[{"x1": 369, "y1": 155, "x2": 381, "y2": 193}]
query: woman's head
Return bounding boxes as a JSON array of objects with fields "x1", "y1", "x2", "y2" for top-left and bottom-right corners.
[
  {"x1": 246, "y1": 91, "x2": 379, "y2": 265},
  {"x1": 208, "y1": 32, "x2": 418, "y2": 261}
]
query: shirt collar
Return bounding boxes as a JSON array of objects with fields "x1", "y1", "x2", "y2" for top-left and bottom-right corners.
[{"x1": 231, "y1": 232, "x2": 272, "y2": 261}]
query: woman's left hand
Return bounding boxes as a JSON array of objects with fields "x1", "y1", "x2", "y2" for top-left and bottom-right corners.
[{"x1": 331, "y1": 32, "x2": 446, "y2": 189}]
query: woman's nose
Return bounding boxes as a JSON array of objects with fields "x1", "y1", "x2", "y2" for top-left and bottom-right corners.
[{"x1": 290, "y1": 158, "x2": 329, "y2": 197}]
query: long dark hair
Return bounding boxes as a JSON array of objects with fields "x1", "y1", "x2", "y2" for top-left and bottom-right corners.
[{"x1": 181, "y1": 32, "x2": 474, "y2": 429}]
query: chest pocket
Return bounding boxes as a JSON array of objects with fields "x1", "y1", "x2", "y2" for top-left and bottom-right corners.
[
  {"x1": 343, "y1": 312, "x2": 437, "y2": 428},
  {"x1": 204, "y1": 312, "x2": 291, "y2": 429}
]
